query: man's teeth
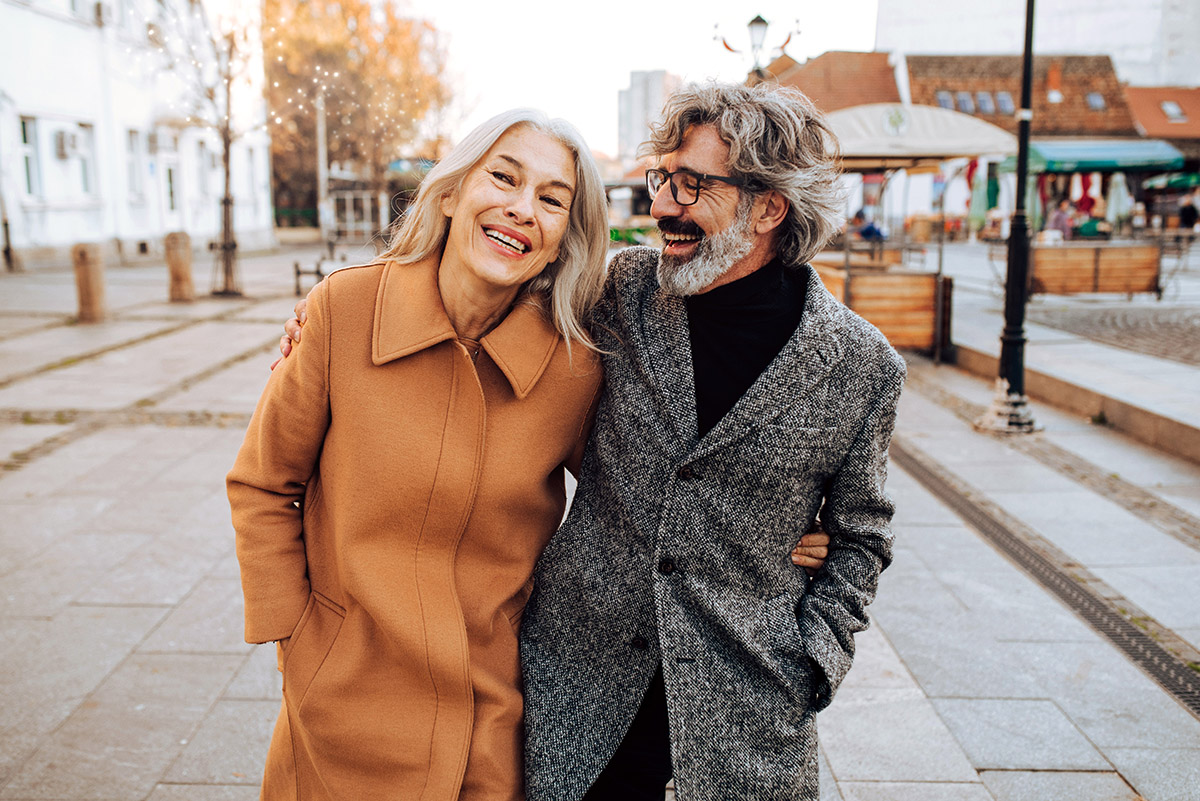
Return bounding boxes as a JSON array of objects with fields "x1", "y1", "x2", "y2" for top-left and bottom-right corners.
[
  {"x1": 485, "y1": 229, "x2": 528, "y2": 253},
  {"x1": 663, "y1": 232, "x2": 701, "y2": 244}
]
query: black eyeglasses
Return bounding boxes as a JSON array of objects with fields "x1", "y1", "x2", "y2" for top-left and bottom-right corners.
[{"x1": 645, "y1": 168, "x2": 744, "y2": 206}]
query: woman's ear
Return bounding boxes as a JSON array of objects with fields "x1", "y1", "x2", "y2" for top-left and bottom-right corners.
[
  {"x1": 754, "y1": 190, "x2": 789, "y2": 235},
  {"x1": 440, "y1": 191, "x2": 458, "y2": 218}
]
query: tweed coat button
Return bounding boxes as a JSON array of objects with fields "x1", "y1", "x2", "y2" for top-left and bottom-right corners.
[
  {"x1": 657, "y1": 557, "x2": 676, "y2": 575},
  {"x1": 630, "y1": 635, "x2": 649, "y2": 650},
  {"x1": 675, "y1": 466, "x2": 696, "y2": 480}
]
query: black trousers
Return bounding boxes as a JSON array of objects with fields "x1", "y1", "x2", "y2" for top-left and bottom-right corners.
[{"x1": 583, "y1": 665, "x2": 674, "y2": 800}]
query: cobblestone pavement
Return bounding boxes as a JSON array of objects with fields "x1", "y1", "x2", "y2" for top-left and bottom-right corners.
[{"x1": 1027, "y1": 304, "x2": 1200, "y2": 367}]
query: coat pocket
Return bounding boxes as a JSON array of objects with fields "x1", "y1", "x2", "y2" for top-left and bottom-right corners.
[
  {"x1": 280, "y1": 591, "x2": 346, "y2": 710},
  {"x1": 754, "y1": 592, "x2": 815, "y2": 710}
]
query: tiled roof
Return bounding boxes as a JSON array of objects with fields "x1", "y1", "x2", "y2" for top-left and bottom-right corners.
[
  {"x1": 1124, "y1": 87, "x2": 1200, "y2": 140},
  {"x1": 756, "y1": 51, "x2": 900, "y2": 112},
  {"x1": 905, "y1": 54, "x2": 1138, "y2": 137}
]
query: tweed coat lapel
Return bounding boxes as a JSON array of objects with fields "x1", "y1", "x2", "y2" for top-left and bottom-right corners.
[
  {"x1": 639, "y1": 286, "x2": 700, "y2": 447},
  {"x1": 689, "y1": 267, "x2": 844, "y2": 463}
]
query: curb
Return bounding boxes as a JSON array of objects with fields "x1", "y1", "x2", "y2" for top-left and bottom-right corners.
[{"x1": 952, "y1": 342, "x2": 1200, "y2": 465}]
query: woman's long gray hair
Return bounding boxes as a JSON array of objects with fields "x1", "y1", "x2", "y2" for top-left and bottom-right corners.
[
  {"x1": 639, "y1": 82, "x2": 844, "y2": 267},
  {"x1": 380, "y1": 109, "x2": 609, "y2": 355}
]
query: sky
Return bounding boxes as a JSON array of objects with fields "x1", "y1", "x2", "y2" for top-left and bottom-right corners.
[{"x1": 399, "y1": 0, "x2": 881, "y2": 157}]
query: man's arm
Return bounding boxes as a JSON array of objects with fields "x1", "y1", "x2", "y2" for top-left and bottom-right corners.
[{"x1": 797, "y1": 354, "x2": 906, "y2": 710}]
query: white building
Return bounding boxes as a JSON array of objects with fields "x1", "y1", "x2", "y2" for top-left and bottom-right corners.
[
  {"x1": 0, "y1": 0, "x2": 274, "y2": 271},
  {"x1": 874, "y1": 0, "x2": 1200, "y2": 87},
  {"x1": 617, "y1": 70, "x2": 682, "y2": 168}
]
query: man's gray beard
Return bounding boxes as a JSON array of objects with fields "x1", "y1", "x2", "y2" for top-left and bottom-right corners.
[{"x1": 657, "y1": 202, "x2": 756, "y2": 297}]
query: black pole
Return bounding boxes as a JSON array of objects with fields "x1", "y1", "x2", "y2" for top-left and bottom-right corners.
[
  {"x1": 1000, "y1": 0, "x2": 1036, "y2": 397},
  {"x1": 976, "y1": 0, "x2": 1039, "y2": 432}
]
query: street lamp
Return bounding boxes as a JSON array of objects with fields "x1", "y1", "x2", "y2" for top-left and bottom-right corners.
[
  {"x1": 974, "y1": 0, "x2": 1039, "y2": 433},
  {"x1": 748, "y1": 15, "x2": 769, "y2": 71},
  {"x1": 717, "y1": 14, "x2": 794, "y2": 79}
]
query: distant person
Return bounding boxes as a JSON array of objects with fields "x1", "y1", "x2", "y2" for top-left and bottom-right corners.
[
  {"x1": 1047, "y1": 198, "x2": 1074, "y2": 240},
  {"x1": 852, "y1": 209, "x2": 885, "y2": 242},
  {"x1": 1179, "y1": 192, "x2": 1198, "y2": 232}
]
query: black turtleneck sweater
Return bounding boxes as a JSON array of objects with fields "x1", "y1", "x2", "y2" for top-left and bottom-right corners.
[{"x1": 685, "y1": 258, "x2": 807, "y2": 437}]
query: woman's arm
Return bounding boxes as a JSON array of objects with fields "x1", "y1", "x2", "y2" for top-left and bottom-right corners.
[{"x1": 228, "y1": 280, "x2": 333, "y2": 644}]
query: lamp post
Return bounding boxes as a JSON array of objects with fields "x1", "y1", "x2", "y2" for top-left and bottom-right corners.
[
  {"x1": 975, "y1": 0, "x2": 1039, "y2": 433},
  {"x1": 718, "y1": 14, "x2": 794, "y2": 81},
  {"x1": 748, "y1": 15, "x2": 768, "y2": 74}
]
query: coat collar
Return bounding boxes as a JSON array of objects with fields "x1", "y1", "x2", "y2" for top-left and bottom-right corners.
[{"x1": 371, "y1": 254, "x2": 561, "y2": 400}]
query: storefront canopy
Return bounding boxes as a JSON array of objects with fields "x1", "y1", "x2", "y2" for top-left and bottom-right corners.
[
  {"x1": 999, "y1": 139, "x2": 1184, "y2": 174},
  {"x1": 1142, "y1": 171, "x2": 1200, "y2": 190},
  {"x1": 825, "y1": 104, "x2": 1017, "y2": 172}
]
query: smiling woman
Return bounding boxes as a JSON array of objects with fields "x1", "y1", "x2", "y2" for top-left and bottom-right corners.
[{"x1": 227, "y1": 109, "x2": 610, "y2": 800}]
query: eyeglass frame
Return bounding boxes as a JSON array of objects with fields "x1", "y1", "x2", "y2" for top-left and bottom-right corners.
[{"x1": 645, "y1": 168, "x2": 746, "y2": 206}]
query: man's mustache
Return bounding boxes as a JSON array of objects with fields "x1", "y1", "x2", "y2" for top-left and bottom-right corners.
[{"x1": 658, "y1": 218, "x2": 704, "y2": 238}]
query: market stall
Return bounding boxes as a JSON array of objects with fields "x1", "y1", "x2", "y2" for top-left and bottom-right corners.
[{"x1": 822, "y1": 104, "x2": 1016, "y2": 358}]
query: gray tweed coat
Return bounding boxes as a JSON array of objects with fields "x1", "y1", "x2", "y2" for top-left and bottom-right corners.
[{"x1": 520, "y1": 246, "x2": 906, "y2": 801}]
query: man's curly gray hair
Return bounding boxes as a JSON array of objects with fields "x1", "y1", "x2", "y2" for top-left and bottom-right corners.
[{"x1": 639, "y1": 82, "x2": 844, "y2": 267}]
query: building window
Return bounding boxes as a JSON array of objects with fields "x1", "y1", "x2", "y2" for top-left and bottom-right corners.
[
  {"x1": 1162, "y1": 101, "x2": 1188, "y2": 123},
  {"x1": 935, "y1": 90, "x2": 954, "y2": 110},
  {"x1": 77, "y1": 124, "x2": 95, "y2": 195},
  {"x1": 20, "y1": 117, "x2": 41, "y2": 196},
  {"x1": 127, "y1": 130, "x2": 144, "y2": 199},
  {"x1": 956, "y1": 91, "x2": 975, "y2": 114},
  {"x1": 996, "y1": 91, "x2": 1015, "y2": 114},
  {"x1": 976, "y1": 91, "x2": 996, "y2": 114},
  {"x1": 1086, "y1": 92, "x2": 1107, "y2": 111}
]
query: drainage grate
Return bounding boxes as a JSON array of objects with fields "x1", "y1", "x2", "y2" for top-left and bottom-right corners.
[{"x1": 891, "y1": 438, "x2": 1200, "y2": 719}]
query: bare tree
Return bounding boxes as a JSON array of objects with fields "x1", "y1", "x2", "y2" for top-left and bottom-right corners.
[{"x1": 149, "y1": 0, "x2": 262, "y2": 296}]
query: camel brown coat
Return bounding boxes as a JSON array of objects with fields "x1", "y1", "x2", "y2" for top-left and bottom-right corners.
[{"x1": 227, "y1": 255, "x2": 602, "y2": 801}]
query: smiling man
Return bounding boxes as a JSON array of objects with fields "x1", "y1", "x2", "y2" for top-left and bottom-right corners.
[{"x1": 519, "y1": 83, "x2": 907, "y2": 801}]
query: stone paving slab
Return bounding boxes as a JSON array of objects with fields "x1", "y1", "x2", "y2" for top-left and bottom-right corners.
[
  {"x1": 145, "y1": 785, "x2": 260, "y2": 801},
  {"x1": 836, "y1": 783, "x2": 994, "y2": 801},
  {"x1": 0, "y1": 606, "x2": 168, "y2": 785},
  {"x1": 0, "y1": 321, "x2": 279, "y2": 411},
  {"x1": 819, "y1": 687, "x2": 980, "y2": 783},
  {"x1": 1104, "y1": 747, "x2": 1200, "y2": 801},
  {"x1": 0, "y1": 320, "x2": 176, "y2": 384},
  {"x1": 979, "y1": 770, "x2": 1139, "y2": 801},
  {"x1": 0, "y1": 653, "x2": 244, "y2": 800},
  {"x1": 162, "y1": 699, "x2": 276, "y2": 786},
  {"x1": 931, "y1": 698, "x2": 1110, "y2": 771},
  {"x1": 0, "y1": 423, "x2": 72, "y2": 462}
]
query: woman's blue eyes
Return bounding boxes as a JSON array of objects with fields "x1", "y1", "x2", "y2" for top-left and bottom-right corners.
[{"x1": 491, "y1": 170, "x2": 516, "y2": 185}]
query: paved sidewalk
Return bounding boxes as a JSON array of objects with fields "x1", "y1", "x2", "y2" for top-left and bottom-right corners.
[{"x1": 0, "y1": 243, "x2": 1198, "y2": 800}]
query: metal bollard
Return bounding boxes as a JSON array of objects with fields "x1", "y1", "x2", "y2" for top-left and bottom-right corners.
[
  {"x1": 71, "y1": 243, "x2": 106, "y2": 323},
  {"x1": 164, "y1": 231, "x2": 195, "y2": 302}
]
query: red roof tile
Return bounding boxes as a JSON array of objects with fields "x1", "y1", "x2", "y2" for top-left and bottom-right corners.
[
  {"x1": 905, "y1": 54, "x2": 1137, "y2": 137},
  {"x1": 754, "y1": 51, "x2": 900, "y2": 113},
  {"x1": 1124, "y1": 87, "x2": 1200, "y2": 140}
]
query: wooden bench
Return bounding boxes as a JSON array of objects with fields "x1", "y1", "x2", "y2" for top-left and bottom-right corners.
[
  {"x1": 1029, "y1": 243, "x2": 1162, "y2": 298},
  {"x1": 814, "y1": 265, "x2": 951, "y2": 352}
]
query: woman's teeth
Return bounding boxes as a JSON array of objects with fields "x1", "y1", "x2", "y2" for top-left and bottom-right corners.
[{"x1": 485, "y1": 229, "x2": 528, "y2": 254}]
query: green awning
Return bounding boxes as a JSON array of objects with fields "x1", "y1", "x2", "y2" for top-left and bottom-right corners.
[
  {"x1": 1000, "y1": 139, "x2": 1185, "y2": 174},
  {"x1": 1143, "y1": 172, "x2": 1200, "y2": 190}
]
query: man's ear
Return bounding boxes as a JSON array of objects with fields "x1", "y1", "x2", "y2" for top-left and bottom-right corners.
[{"x1": 754, "y1": 190, "x2": 789, "y2": 235}]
